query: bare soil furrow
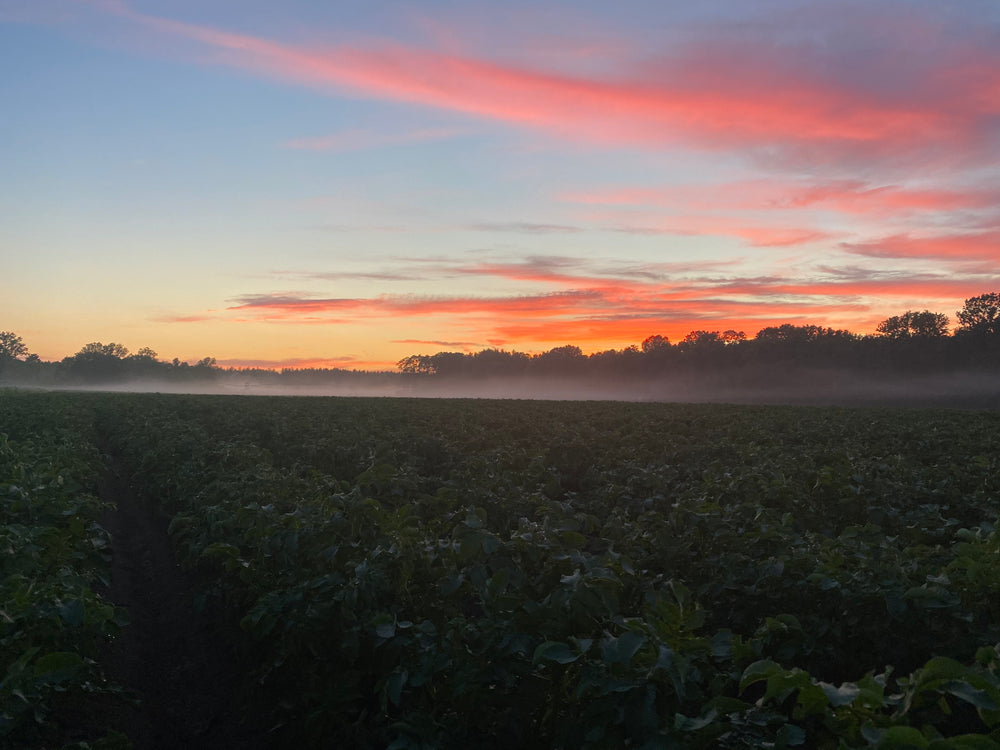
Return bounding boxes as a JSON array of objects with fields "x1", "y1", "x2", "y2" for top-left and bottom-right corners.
[{"x1": 97, "y1": 463, "x2": 271, "y2": 750}]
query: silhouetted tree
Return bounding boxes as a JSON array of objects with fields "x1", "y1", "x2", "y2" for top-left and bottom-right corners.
[
  {"x1": 64, "y1": 341, "x2": 131, "y2": 380},
  {"x1": 429, "y1": 352, "x2": 467, "y2": 377},
  {"x1": 535, "y1": 345, "x2": 585, "y2": 375},
  {"x1": 641, "y1": 334, "x2": 670, "y2": 353},
  {"x1": 681, "y1": 331, "x2": 722, "y2": 347},
  {"x1": 956, "y1": 293, "x2": 1000, "y2": 336},
  {"x1": 471, "y1": 348, "x2": 530, "y2": 375},
  {"x1": 76, "y1": 342, "x2": 130, "y2": 359},
  {"x1": 755, "y1": 324, "x2": 854, "y2": 344},
  {"x1": 876, "y1": 310, "x2": 949, "y2": 339},
  {"x1": 0, "y1": 331, "x2": 28, "y2": 361},
  {"x1": 397, "y1": 355, "x2": 434, "y2": 374}
]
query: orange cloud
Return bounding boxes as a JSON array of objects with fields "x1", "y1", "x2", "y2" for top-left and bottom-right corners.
[
  {"x1": 490, "y1": 315, "x2": 831, "y2": 348},
  {"x1": 226, "y1": 290, "x2": 613, "y2": 320},
  {"x1": 173, "y1": 260, "x2": 1000, "y2": 355},
  {"x1": 709, "y1": 277, "x2": 995, "y2": 301},
  {"x1": 392, "y1": 339, "x2": 481, "y2": 350}
]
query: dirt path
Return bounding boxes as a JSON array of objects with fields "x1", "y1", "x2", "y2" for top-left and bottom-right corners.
[{"x1": 97, "y1": 461, "x2": 272, "y2": 750}]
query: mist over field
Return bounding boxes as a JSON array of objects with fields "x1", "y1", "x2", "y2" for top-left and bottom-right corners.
[{"x1": 12, "y1": 368, "x2": 1000, "y2": 409}]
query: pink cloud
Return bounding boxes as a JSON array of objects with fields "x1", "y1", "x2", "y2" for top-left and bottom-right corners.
[
  {"x1": 180, "y1": 255, "x2": 1000, "y2": 351},
  {"x1": 561, "y1": 180, "x2": 1000, "y2": 217},
  {"x1": 604, "y1": 216, "x2": 839, "y2": 247},
  {"x1": 93, "y1": 4, "x2": 1000, "y2": 166},
  {"x1": 220, "y1": 274, "x2": 979, "y2": 330},
  {"x1": 843, "y1": 231, "x2": 1000, "y2": 262}
]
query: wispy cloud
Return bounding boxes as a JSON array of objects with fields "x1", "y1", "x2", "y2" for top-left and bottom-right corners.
[
  {"x1": 391, "y1": 339, "x2": 481, "y2": 350},
  {"x1": 464, "y1": 222, "x2": 583, "y2": 234},
  {"x1": 212, "y1": 260, "x2": 996, "y2": 349},
  {"x1": 602, "y1": 217, "x2": 840, "y2": 247},
  {"x1": 843, "y1": 231, "x2": 1000, "y2": 262},
  {"x1": 150, "y1": 313, "x2": 216, "y2": 323},
  {"x1": 271, "y1": 269, "x2": 421, "y2": 282},
  {"x1": 83, "y1": 2, "x2": 1000, "y2": 169},
  {"x1": 561, "y1": 180, "x2": 1000, "y2": 217},
  {"x1": 229, "y1": 293, "x2": 366, "y2": 313}
]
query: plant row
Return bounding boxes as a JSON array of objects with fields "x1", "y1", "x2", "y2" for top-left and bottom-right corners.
[
  {"x1": 87, "y1": 393, "x2": 1000, "y2": 748},
  {"x1": 0, "y1": 392, "x2": 128, "y2": 749}
]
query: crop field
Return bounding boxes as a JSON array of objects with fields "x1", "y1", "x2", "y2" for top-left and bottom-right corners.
[{"x1": 2, "y1": 390, "x2": 1000, "y2": 748}]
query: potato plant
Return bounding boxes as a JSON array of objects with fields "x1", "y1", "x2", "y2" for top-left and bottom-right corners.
[
  {"x1": 5, "y1": 390, "x2": 1000, "y2": 748},
  {"x1": 0, "y1": 393, "x2": 128, "y2": 749}
]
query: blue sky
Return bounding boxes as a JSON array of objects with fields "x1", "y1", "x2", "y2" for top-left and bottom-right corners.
[{"x1": 3, "y1": 0, "x2": 999, "y2": 368}]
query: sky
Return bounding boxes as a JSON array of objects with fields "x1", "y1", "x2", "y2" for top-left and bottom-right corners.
[{"x1": 2, "y1": 0, "x2": 1000, "y2": 370}]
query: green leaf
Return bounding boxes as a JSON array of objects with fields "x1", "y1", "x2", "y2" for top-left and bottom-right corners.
[
  {"x1": 942, "y1": 681, "x2": 1000, "y2": 711},
  {"x1": 439, "y1": 572, "x2": 464, "y2": 596},
  {"x1": 33, "y1": 651, "x2": 84, "y2": 682},
  {"x1": 740, "y1": 660, "x2": 782, "y2": 691},
  {"x1": 601, "y1": 630, "x2": 645, "y2": 667},
  {"x1": 928, "y1": 736, "x2": 1000, "y2": 750},
  {"x1": 878, "y1": 726, "x2": 929, "y2": 749},
  {"x1": 386, "y1": 670, "x2": 407, "y2": 706},
  {"x1": 820, "y1": 681, "x2": 861, "y2": 707},
  {"x1": 533, "y1": 641, "x2": 579, "y2": 665},
  {"x1": 674, "y1": 709, "x2": 718, "y2": 732},
  {"x1": 481, "y1": 532, "x2": 500, "y2": 555},
  {"x1": 57, "y1": 599, "x2": 84, "y2": 627},
  {"x1": 711, "y1": 630, "x2": 733, "y2": 660},
  {"x1": 796, "y1": 683, "x2": 829, "y2": 717},
  {"x1": 777, "y1": 723, "x2": 806, "y2": 747},
  {"x1": 856, "y1": 672, "x2": 889, "y2": 708},
  {"x1": 917, "y1": 658, "x2": 971, "y2": 688}
]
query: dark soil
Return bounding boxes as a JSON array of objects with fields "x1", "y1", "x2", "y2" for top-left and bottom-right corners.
[{"x1": 95, "y1": 461, "x2": 274, "y2": 750}]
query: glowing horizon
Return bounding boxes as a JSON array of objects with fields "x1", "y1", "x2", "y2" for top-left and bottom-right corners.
[{"x1": 3, "y1": 1, "x2": 999, "y2": 371}]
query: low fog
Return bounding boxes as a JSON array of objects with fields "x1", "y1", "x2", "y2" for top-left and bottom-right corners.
[{"x1": 9, "y1": 368, "x2": 1000, "y2": 409}]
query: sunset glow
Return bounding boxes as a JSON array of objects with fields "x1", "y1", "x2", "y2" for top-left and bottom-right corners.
[{"x1": 3, "y1": 1, "x2": 999, "y2": 369}]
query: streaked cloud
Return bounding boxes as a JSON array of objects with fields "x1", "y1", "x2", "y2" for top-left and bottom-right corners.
[
  {"x1": 87, "y1": 2, "x2": 1000, "y2": 169},
  {"x1": 392, "y1": 339, "x2": 481, "y2": 349},
  {"x1": 464, "y1": 222, "x2": 583, "y2": 234},
  {"x1": 843, "y1": 231, "x2": 1000, "y2": 262},
  {"x1": 209, "y1": 253, "x2": 997, "y2": 350},
  {"x1": 561, "y1": 180, "x2": 1000, "y2": 217}
]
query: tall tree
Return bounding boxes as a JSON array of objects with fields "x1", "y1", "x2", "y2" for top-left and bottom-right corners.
[
  {"x1": 0, "y1": 331, "x2": 28, "y2": 360},
  {"x1": 876, "y1": 310, "x2": 949, "y2": 339},
  {"x1": 641, "y1": 334, "x2": 670, "y2": 353},
  {"x1": 956, "y1": 293, "x2": 1000, "y2": 336}
]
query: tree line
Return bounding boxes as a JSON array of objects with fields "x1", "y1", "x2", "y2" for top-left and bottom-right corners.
[
  {"x1": 396, "y1": 292, "x2": 1000, "y2": 378},
  {"x1": 2, "y1": 292, "x2": 999, "y2": 386}
]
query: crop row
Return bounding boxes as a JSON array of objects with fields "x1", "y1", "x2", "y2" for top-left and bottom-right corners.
[
  {"x1": 84, "y1": 393, "x2": 1000, "y2": 748},
  {"x1": 0, "y1": 393, "x2": 128, "y2": 749}
]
